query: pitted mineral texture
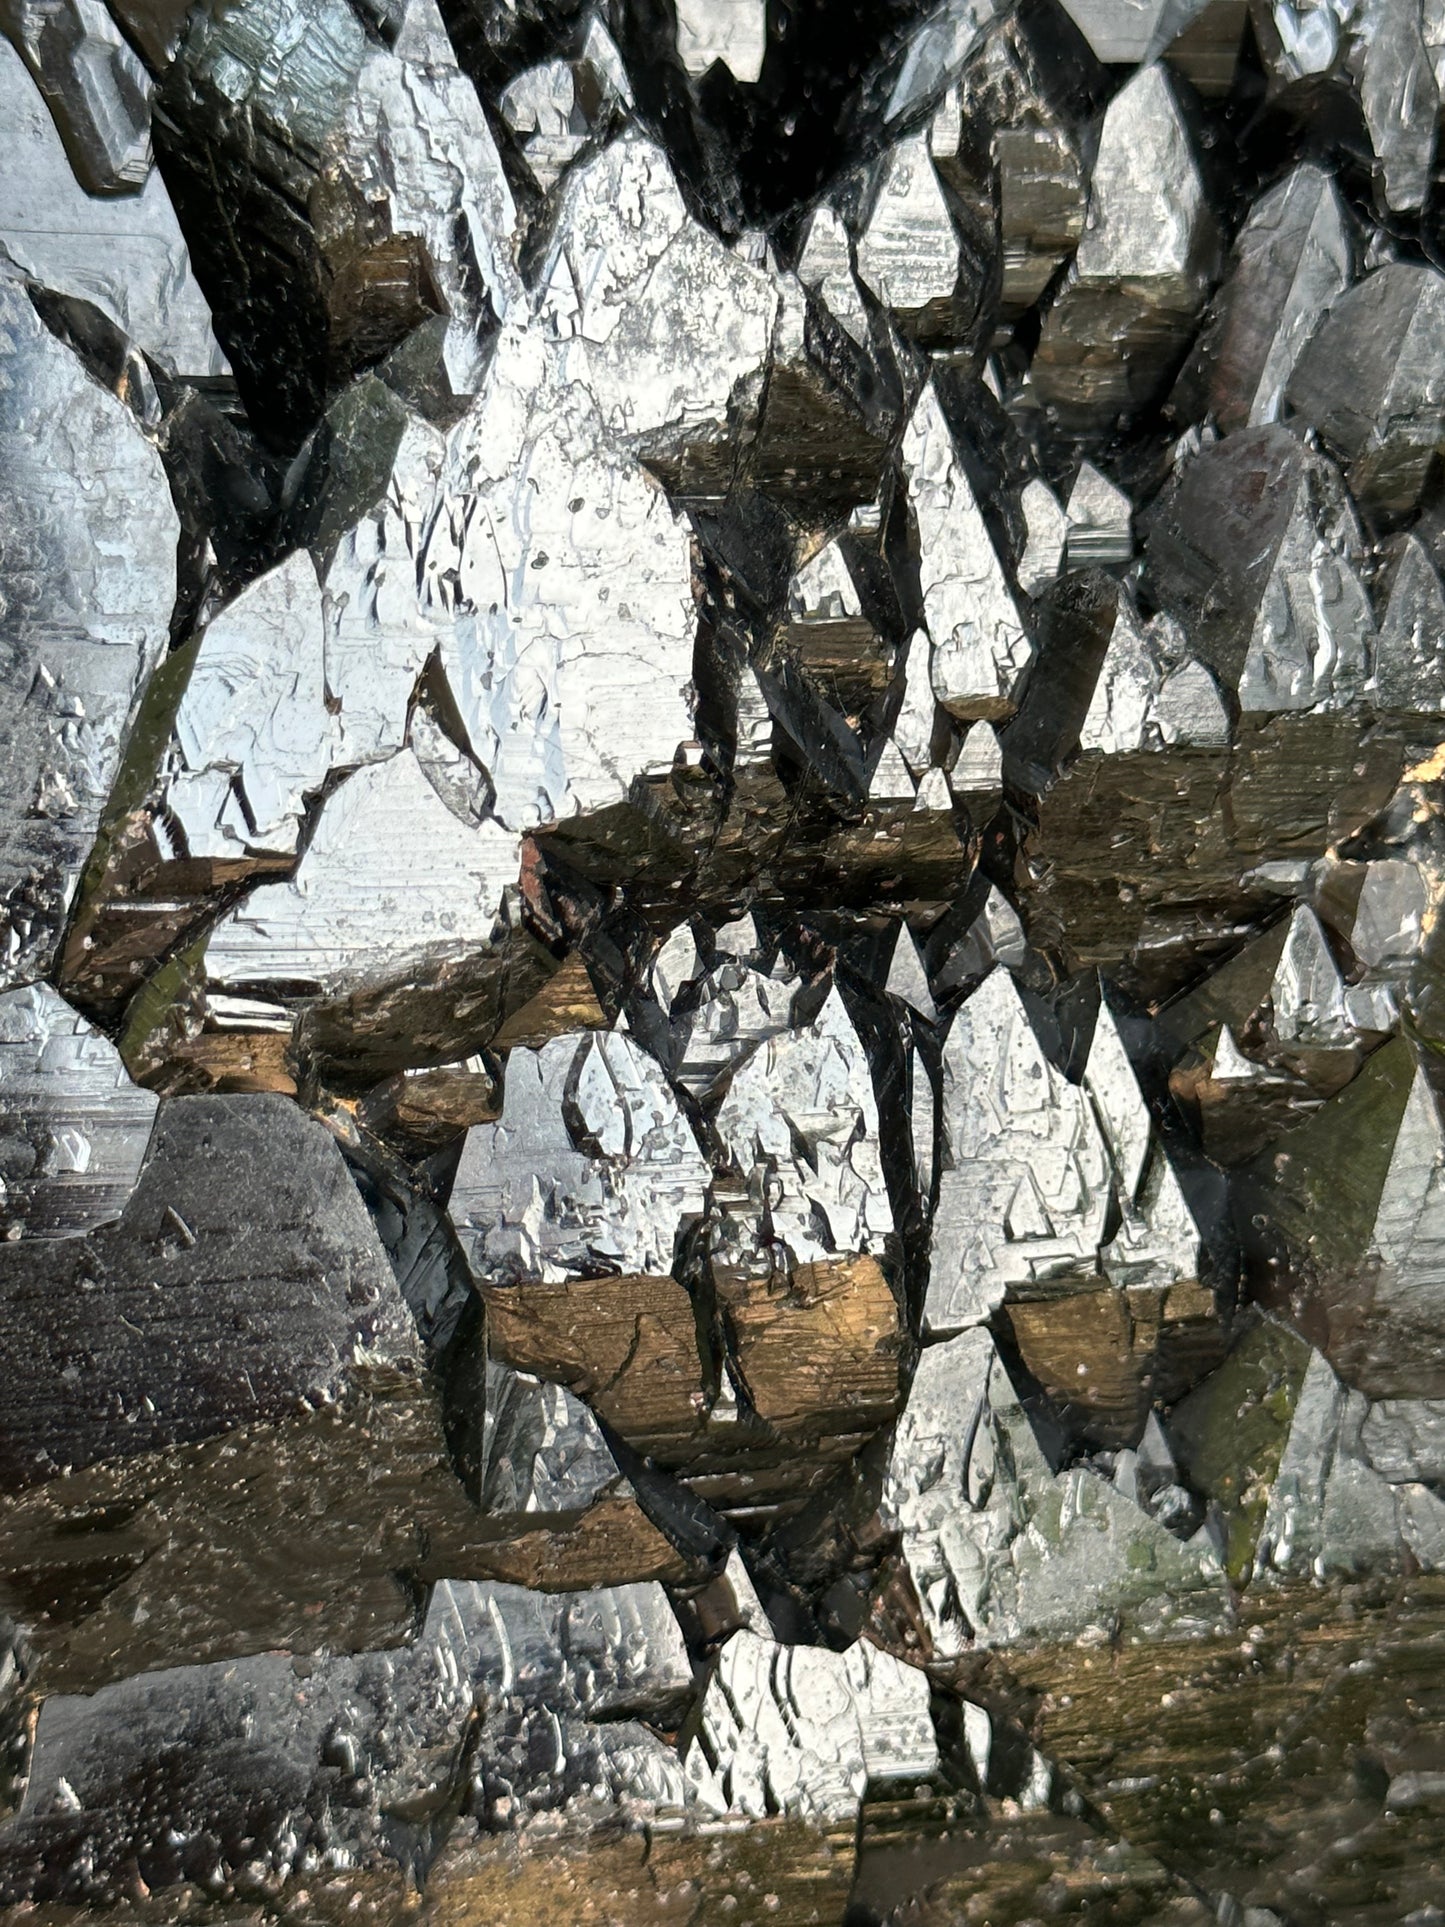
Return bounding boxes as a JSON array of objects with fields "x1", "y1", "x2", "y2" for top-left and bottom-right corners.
[
  {"x1": 0, "y1": 1577, "x2": 693, "y2": 1905},
  {"x1": 8, "y1": 2, "x2": 1445, "y2": 1916}
]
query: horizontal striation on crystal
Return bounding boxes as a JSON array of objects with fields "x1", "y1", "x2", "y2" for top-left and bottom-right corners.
[{"x1": 3, "y1": 0, "x2": 1445, "y2": 1917}]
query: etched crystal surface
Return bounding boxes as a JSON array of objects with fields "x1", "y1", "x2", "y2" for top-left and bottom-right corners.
[{"x1": 4, "y1": 1, "x2": 1445, "y2": 1918}]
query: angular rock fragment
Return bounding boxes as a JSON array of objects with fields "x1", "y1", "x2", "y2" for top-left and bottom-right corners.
[
  {"x1": 0, "y1": 37, "x2": 220, "y2": 378},
  {"x1": 718, "y1": 1254, "x2": 902, "y2": 1442},
  {"x1": 886, "y1": 923, "x2": 938, "y2": 1021},
  {"x1": 779, "y1": 538, "x2": 894, "y2": 725},
  {"x1": 1033, "y1": 64, "x2": 1219, "y2": 429},
  {"x1": 1062, "y1": 461, "x2": 1132, "y2": 570},
  {"x1": 154, "y1": 0, "x2": 523, "y2": 440},
  {"x1": 1056, "y1": 0, "x2": 1182, "y2": 63},
  {"x1": 670, "y1": 952, "x2": 795, "y2": 1098},
  {"x1": 795, "y1": 202, "x2": 871, "y2": 346},
  {"x1": 1168, "y1": 1315, "x2": 1311, "y2": 1581},
  {"x1": 0, "y1": 1093, "x2": 448, "y2": 1687},
  {"x1": 1176, "y1": 162, "x2": 1353, "y2": 432},
  {"x1": 711, "y1": 978, "x2": 894, "y2": 1267},
  {"x1": 1339, "y1": 857, "x2": 1431, "y2": 972},
  {"x1": 0, "y1": 1091, "x2": 691, "y2": 1696},
  {"x1": 80, "y1": 310, "x2": 709, "y2": 1072},
  {"x1": 1150, "y1": 426, "x2": 1376, "y2": 714},
  {"x1": 1156, "y1": 0, "x2": 1249, "y2": 93},
  {"x1": 1373, "y1": 534, "x2": 1445, "y2": 714},
  {"x1": 1361, "y1": 1396, "x2": 1445, "y2": 1485},
  {"x1": 537, "y1": 131, "x2": 776, "y2": 461},
  {"x1": 934, "y1": 880, "x2": 1028, "y2": 994},
  {"x1": 901, "y1": 381, "x2": 1032, "y2": 721},
  {"x1": 1075, "y1": 601, "x2": 1229, "y2": 756},
  {"x1": 497, "y1": 15, "x2": 631, "y2": 190},
  {"x1": 164, "y1": 551, "x2": 334, "y2": 860},
  {"x1": 8, "y1": 0, "x2": 1445, "y2": 1909},
  {"x1": 882, "y1": 1326, "x2": 1228, "y2": 1655},
  {"x1": 856, "y1": 134, "x2": 963, "y2": 337},
  {"x1": 0, "y1": 266, "x2": 179, "y2": 991},
  {"x1": 1253, "y1": 1347, "x2": 1411, "y2": 1580},
  {"x1": 925, "y1": 965, "x2": 1221, "y2": 1390},
  {"x1": 204, "y1": 749, "x2": 520, "y2": 995},
  {"x1": 1285, "y1": 263, "x2": 1445, "y2": 527},
  {"x1": 0, "y1": 984, "x2": 157, "y2": 1239},
  {"x1": 1243, "y1": 1036, "x2": 1445, "y2": 1400},
  {"x1": 0, "y1": 1577, "x2": 694, "y2": 1905},
  {"x1": 1268, "y1": 903, "x2": 1353, "y2": 1048},
  {"x1": 473, "y1": 1360, "x2": 691, "y2": 1588},
  {"x1": 1016, "y1": 477, "x2": 1068, "y2": 596},
  {"x1": 682, "y1": 1629, "x2": 937, "y2": 1822},
  {"x1": 993, "y1": 118, "x2": 1087, "y2": 321},
  {"x1": 925, "y1": 965, "x2": 1111, "y2": 1333},
  {"x1": 450, "y1": 1028, "x2": 709, "y2": 1282},
  {"x1": 0, "y1": 0, "x2": 151, "y2": 193},
  {"x1": 1352, "y1": 0, "x2": 1438, "y2": 213},
  {"x1": 457, "y1": 967, "x2": 904, "y2": 1527},
  {"x1": 674, "y1": 0, "x2": 766, "y2": 85},
  {"x1": 1171, "y1": 1316, "x2": 1429, "y2": 1585},
  {"x1": 1161, "y1": 905, "x2": 1375, "y2": 1164},
  {"x1": 986, "y1": 427, "x2": 1425, "y2": 977},
  {"x1": 938, "y1": 0, "x2": 1099, "y2": 328},
  {"x1": 435, "y1": 332, "x2": 700, "y2": 827}
]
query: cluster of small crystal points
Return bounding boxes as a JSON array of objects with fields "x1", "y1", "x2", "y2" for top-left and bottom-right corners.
[{"x1": 3, "y1": 0, "x2": 1445, "y2": 1918}]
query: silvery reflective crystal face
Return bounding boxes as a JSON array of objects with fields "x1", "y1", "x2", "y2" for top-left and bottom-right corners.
[{"x1": 5, "y1": 0, "x2": 1445, "y2": 1913}]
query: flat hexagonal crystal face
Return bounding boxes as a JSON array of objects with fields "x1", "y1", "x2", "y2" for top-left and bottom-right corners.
[{"x1": 6, "y1": 0, "x2": 1445, "y2": 1916}]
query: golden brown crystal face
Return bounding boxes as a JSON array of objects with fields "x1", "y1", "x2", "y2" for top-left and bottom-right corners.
[{"x1": 3, "y1": 0, "x2": 1445, "y2": 1916}]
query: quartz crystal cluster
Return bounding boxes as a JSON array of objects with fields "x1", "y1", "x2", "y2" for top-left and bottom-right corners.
[{"x1": 2, "y1": 0, "x2": 1445, "y2": 1919}]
